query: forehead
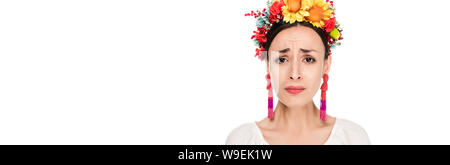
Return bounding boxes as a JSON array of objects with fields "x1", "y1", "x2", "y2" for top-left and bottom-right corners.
[{"x1": 269, "y1": 25, "x2": 325, "y2": 51}]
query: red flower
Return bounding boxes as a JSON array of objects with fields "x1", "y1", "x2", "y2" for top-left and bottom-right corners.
[
  {"x1": 255, "y1": 47, "x2": 266, "y2": 59},
  {"x1": 269, "y1": 0, "x2": 284, "y2": 15},
  {"x1": 251, "y1": 27, "x2": 268, "y2": 45},
  {"x1": 268, "y1": 0, "x2": 285, "y2": 23},
  {"x1": 268, "y1": 14, "x2": 278, "y2": 23},
  {"x1": 323, "y1": 17, "x2": 336, "y2": 33}
]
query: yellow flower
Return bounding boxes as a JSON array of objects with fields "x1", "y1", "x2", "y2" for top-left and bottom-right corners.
[
  {"x1": 281, "y1": 0, "x2": 312, "y2": 24},
  {"x1": 305, "y1": 0, "x2": 333, "y2": 28}
]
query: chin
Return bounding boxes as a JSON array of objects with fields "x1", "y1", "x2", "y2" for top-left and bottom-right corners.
[{"x1": 279, "y1": 96, "x2": 311, "y2": 107}]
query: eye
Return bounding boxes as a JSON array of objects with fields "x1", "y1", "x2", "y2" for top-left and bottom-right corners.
[
  {"x1": 275, "y1": 57, "x2": 287, "y2": 64},
  {"x1": 304, "y1": 57, "x2": 316, "y2": 63}
]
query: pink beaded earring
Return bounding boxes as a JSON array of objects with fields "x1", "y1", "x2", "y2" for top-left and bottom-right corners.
[
  {"x1": 266, "y1": 73, "x2": 274, "y2": 119},
  {"x1": 320, "y1": 74, "x2": 329, "y2": 121}
]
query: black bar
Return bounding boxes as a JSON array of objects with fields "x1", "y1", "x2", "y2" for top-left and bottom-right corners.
[{"x1": 0, "y1": 145, "x2": 448, "y2": 162}]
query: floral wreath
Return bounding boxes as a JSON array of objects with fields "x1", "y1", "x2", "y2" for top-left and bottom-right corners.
[{"x1": 245, "y1": 0, "x2": 343, "y2": 60}]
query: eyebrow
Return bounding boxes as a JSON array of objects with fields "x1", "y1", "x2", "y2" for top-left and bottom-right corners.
[
  {"x1": 277, "y1": 48, "x2": 317, "y2": 53},
  {"x1": 300, "y1": 48, "x2": 316, "y2": 53},
  {"x1": 278, "y1": 48, "x2": 290, "y2": 53}
]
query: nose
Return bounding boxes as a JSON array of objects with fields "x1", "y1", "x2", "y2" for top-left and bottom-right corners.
[
  {"x1": 289, "y1": 67, "x2": 303, "y2": 80},
  {"x1": 290, "y1": 74, "x2": 302, "y2": 80},
  {"x1": 289, "y1": 58, "x2": 303, "y2": 80}
]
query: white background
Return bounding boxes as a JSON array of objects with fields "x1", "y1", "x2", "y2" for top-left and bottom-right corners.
[{"x1": 0, "y1": 0, "x2": 449, "y2": 144}]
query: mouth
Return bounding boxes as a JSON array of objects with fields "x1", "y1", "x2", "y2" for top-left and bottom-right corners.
[{"x1": 285, "y1": 86, "x2": 305, "y2": 95}]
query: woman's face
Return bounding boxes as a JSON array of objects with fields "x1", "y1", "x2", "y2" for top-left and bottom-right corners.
[{"x1": 267, "y1": 25, "x2": 331, "y2": 108}]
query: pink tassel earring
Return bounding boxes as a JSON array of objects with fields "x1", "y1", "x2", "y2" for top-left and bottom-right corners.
[
  {"x1": 320, "y1": 74, "x2": 329, "y2": 121},
  {"x1": 266, "y1": 73, "x2": 274, "y2": 119}
]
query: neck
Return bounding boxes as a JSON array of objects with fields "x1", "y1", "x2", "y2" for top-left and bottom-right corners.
[{"x1": 273, "y1": 100, "x2": 322, "y2": 134}]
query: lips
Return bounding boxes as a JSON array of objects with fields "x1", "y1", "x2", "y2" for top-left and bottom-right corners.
[{"x1": 285, "y1": 86, "x2": 305, "y2": 94}]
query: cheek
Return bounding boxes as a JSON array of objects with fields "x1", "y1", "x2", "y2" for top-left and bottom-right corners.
[
  {"x1": 303, "y1": 67, "x2": 324, "y2": 97},
  {"x1": 302, "y1": 66, "x2": 323, "y2": 86}
]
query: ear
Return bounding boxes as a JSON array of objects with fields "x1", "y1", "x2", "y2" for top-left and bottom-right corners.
[
  {"x1": 323, "y1": 55, "x2": 332, "y2": 74},
  {"x1": 266, "y1": 59, "x2": 269, "y2": 73}
]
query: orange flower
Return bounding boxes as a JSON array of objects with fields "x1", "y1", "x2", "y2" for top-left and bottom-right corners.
[
  {"x1": 287, "y1": 0, "x2": 301, "y2": 13},
  {"x1": 306, "y1": 0, "x2": 333, "y2": 28},
  {"x1": 282, "y1": 0, "x2": 312, "y2": 23}
]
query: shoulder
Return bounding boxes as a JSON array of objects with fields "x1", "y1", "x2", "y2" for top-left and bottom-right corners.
[
  {"x1": 225, "y1": 122, "x2": 264, "y2": 145},
  {"x1": 334, "y1": 118, "x2": 371, "y2": 145}
]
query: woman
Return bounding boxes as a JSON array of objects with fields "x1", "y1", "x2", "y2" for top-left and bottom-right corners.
[{"x1": 226, "y1": 0, "x2": 370, "y2": 145}]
